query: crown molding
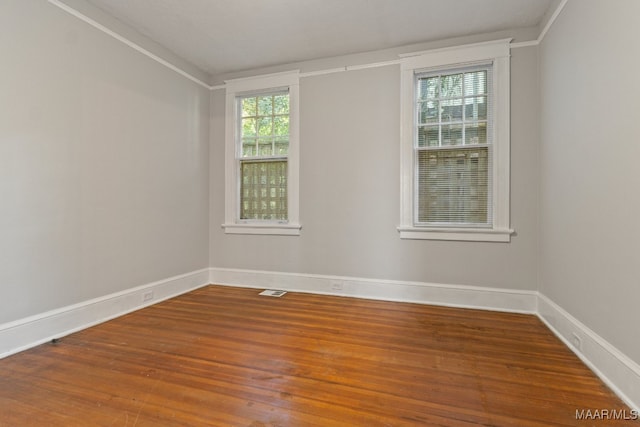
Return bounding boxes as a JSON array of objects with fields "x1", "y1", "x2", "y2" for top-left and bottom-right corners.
[
  {"x1": 48, "y1": 0, "x2": 569, "y2": 87},
  {"x1": 47, "y1": 0, "x2": 213, "y2": 89},
  {"x1": 511, "y1": 0, "x2": 569, "y2": 48}
]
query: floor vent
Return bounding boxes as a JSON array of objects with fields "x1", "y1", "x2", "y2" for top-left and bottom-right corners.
[{"x1": 259, "y1": 290, "x2": 287, "y2": 297}]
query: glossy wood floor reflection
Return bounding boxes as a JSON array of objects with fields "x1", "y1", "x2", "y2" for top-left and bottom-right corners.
[{"x1": 0, "y1": 286, "x2": 636, "y2": 426}]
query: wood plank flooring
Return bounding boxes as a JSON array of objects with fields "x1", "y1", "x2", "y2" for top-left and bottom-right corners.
[{"x1": 0, "y1": 285, "x2": 636, "y2": 426}]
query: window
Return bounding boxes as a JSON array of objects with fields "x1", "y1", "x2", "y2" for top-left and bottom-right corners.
[
  {"x1": 416, "y1": 65, "x2": 491, "y2": 225},
  {"x1": 398, "y1": 40, "x2": 513, "y2": 242},
  {"x1": 223, "y1": 71, "x2": 300, "y2": 235},
  {"x1": 238, "y1": 91, "x2": 289, "y2": 220}
]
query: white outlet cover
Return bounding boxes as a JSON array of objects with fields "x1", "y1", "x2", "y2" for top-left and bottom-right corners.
[
  {"x1": 330, "y1": 280, "x2": 343, "y2": 290},
  {"x1": 571, "y1": 332, "x2": 582, "y2": 349}
]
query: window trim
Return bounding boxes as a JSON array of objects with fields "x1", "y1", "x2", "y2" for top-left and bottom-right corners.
[
  {"x1": 398, "y1": 39, "x2": 514, "y2": 242},
  {"x1": 222, "y1": 71, "x2": 301, "y2": 236}
]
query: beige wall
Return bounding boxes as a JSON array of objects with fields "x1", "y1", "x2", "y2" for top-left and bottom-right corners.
[
  {"x1": 539, "y1": 0, "x2": 640, "y2": 362},
  {"x1": 0, "y1": 0, "x2": 210, "y2": 324},
  {"x1": 210, "y1": 46, "x2": 540, "y2": 290}
]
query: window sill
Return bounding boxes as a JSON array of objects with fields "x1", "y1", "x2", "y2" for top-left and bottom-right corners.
[
  {"x1": 222, "y1": 223, "x2": 301, "y2": 236},
  {"x1": 397, "y1": 226, "x2": 514, "y2": 242}
]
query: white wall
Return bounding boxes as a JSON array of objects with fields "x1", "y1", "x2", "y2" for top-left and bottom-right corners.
[
  {"x1": 539, "y1": 0, "x2": 640, "y2": 363},
  {"x1": 209, "y1": 45, "x2": 539, "y2": 291},
  {"x1": 0, "y1": 0, "x2": 210, "y2": 324}
]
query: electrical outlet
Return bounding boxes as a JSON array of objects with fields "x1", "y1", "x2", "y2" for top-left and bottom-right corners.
[
  {"x1": 142, "y1": 291, "x2": 154, "y2": 302},
  {"x1": 330, "y1": 280, "x2": 343, "y2": 291},
  {"x1": 571, "y1": 332, "x2": 582, "y2": 351}
]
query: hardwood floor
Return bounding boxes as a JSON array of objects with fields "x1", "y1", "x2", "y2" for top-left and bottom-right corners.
[{"x1": 0, "y1": 285, "x2": 636, "y2": 426}]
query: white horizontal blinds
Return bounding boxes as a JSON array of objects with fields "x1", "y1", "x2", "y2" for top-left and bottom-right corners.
[
  {"x1": 238, "y1": 90, "x2": 290, "y2": 220},
  {"x1": 415, "y1": 64, "x2": 493, "y2": 226}
]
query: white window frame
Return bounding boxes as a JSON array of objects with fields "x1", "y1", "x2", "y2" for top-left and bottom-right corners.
[
  {"x1": 222, "y1": 71, "x2": 301, "y2": 236},
  {"x1": 398, "y1": 39, "x2": 514, "y2": 242}
]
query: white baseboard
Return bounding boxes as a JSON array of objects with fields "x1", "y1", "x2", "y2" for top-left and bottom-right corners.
[
  {"x1": 209, "y1": 267, "x2": 537, "y2": 314},
  {"x1": 0, "y1": 268, "x2": 210, "y2": 359},
  {"x1": 537, "y1": 294, "x2": 640, "y2": 411},
  {"x1": 3, "y1": 265, "x2": 638, "y2": 411}
]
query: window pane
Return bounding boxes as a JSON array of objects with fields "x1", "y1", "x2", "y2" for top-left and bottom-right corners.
[
  {"x1": 418, "y1": 126, "x2": 439, "y2": 147},
  {"x1": 274, "y1": 139, "x2": 289, "y2": 155},
  {"x1": 257, "y1": 138, "x2": 273, "y2": 156},
  {"x1": 241, "y1": 97, "x2": 256, "y2": 117},
  {"x1": 273, "y1": 95, "x2": 289, "y2": 114},
  {"x1": 441, "y1": 99, "x2": 462, "y2": 122},
  {"x1": 465, "y1": 123, "x2": 487, "y2": 145},
  {"x1": 464, "y1": 71, "x2": 487, "y2": 96},
  {"x1": 242, "y1": 138, "x2": 256, "y2": 157},
  {"x1": 440, "y1": 73, "x2": 463, "y2": 98},
  {"x1": 274, "y1": 116, "x2": 289, "y2": 136},
  {"x1": 257, "y1": 117, "x2": 273, "y2": 136},
  {"x1": 418, "y1": 77, "x2": 439, "y2": 100},
  {"x1": 418, "y1": 101, "x2": 439, "y2": 124},
  {"x1": 240, "y1": 160, "x2": 288, "y2": 220},
  {"x1": 257, "y1": 96, "x2": 273, "y2": 115},
  {"x1": 417, "y1": 148, "x2": 489, "y2": 224},
  {"x1": 242, "y1": 117, "x2": 256, "y2": 137},
  {"x1": 441, "y1": 124, "x2": 463, "y2": 146},
  {"x1": 464, "y1": 96, "x2": 487, "y2": 121}
]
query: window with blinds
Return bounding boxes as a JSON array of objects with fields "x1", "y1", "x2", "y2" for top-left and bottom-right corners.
[
  {"x1": 414, "y1": 65, "x2": 492, "y2": 227},
  {"x1": 237, "y1": 91, "x2": 289, "y2": 220}
]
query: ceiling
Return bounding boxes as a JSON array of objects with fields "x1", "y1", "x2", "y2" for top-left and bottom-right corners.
[{"x1": 82, "y1": 0, "x2": 555, "y2": 77}]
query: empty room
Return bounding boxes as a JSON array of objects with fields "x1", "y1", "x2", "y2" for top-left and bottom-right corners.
[{"x1": 1, "y1": 0, "x2": 639, "y2": 425}]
